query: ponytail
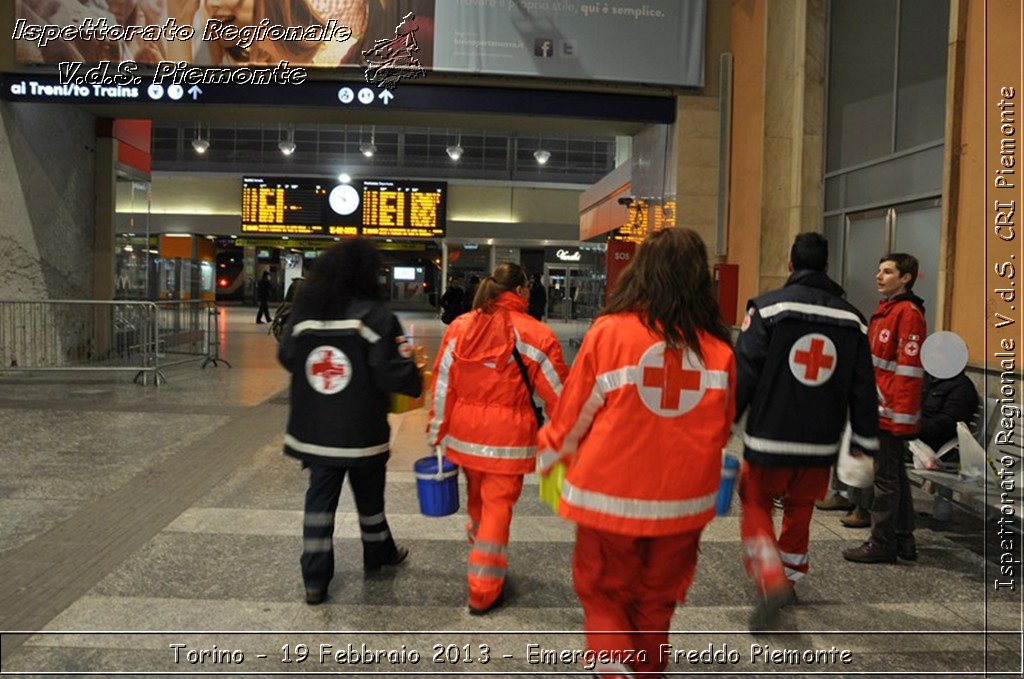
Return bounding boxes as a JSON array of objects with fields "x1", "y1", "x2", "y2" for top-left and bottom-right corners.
[{"x1": 472, "y1": 262, "x2": 528, "y2": 312}]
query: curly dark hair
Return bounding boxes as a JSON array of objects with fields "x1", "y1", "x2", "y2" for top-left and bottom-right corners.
[
  {"x1": 599, "y1": 228, "x2": 731, "y2": 359},
  {"x1": 295, "y1": 239, "x2": 382, "y2": 317}
]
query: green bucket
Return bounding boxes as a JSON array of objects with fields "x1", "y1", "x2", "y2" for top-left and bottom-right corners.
[{"x1": 539, "y1": 461, "x2": 567, "y2": 514}]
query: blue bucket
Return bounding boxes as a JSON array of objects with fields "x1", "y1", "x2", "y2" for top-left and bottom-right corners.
[
  {"x1": 414, "y1": 454, "x2": 460, "y2": 517},
  {"x1": 716, "y1": 454, "x2": 740, "y2": 516}
]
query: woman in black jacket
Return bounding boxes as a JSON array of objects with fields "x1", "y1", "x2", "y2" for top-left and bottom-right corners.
[{"x1": 278, "y1": 239, "x2": 423, "y2": 605}]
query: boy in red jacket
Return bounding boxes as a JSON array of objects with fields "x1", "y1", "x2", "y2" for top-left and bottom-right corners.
[{"x1": 843, "y1": 253, "x2": 926, "y2": 563}]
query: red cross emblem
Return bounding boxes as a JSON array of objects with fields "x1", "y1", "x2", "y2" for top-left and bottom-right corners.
[
  {"x1": 305, "y1": 346, "x2": 352, "y2": 394},
  {"x1": 788, "y1": 333, "x2": 837, "y2": 386},
  {"x1": 636, "y1": 343, "x2": 706, "y2": 416}
]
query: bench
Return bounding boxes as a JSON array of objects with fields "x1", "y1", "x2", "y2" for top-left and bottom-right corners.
[{"x1": 907, "y1": 397, "x2": 1021, "y2": 531}]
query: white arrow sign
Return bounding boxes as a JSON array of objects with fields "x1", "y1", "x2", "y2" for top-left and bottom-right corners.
[
  {"x1": 187, "y1": 85, "x2": 203, "y2": 100},
  {"x1": 378, "y1": 90, "x2": 394, "y2": 105}
]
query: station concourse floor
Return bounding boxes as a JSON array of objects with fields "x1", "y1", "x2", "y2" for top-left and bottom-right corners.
[{"x1": 0, "y1": 307, "x2": 1019, "y2": 677}]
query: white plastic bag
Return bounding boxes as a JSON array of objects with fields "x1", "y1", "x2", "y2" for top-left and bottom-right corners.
[
  {"x1": 957, "y1": 421, "x2": 991, "y2": 482},
  {"x1": 836, "y1": 423, "x2": 874, "y2": 488},
  {"x1": 908, "y1": 439, "x2": 941, "y2": 470}
]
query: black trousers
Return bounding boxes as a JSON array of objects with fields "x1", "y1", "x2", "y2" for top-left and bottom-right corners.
[
  {"x1": 869, "y1": 432, "x2": 915, "y2": 550},
  {"x1": 256, "y1": 300, "x2": 271, "y2": 323},
  {"x1": 301, "y1": 460, "x2": 399, "y2": 590}
]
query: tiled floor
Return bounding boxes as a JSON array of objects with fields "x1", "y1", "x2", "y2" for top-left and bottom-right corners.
[{"x1": 0, "y1": 307, "x2": 1019, "y2": 676}]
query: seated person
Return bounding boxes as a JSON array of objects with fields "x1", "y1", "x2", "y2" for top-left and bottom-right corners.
[{"x1": 910, "y1": 332, "x2": 979, "y2": 467}]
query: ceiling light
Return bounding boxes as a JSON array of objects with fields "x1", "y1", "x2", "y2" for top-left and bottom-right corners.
[
  {"x1": 338, "y1": 173, "x2": 351, "y2": 183},
  {"x1": 360, "y1": 141, "x2": 376, "y2": 157},
  {"x1": 278, "y1": 139, "x2": 296, "y2": 156},
  {"x1": 534, "y1": 148, "x2": 551, "y2": 165},
  {"x1": 191, "y1": 137, "x2": 209, "y2": 154},
  {"x1": 447, "y1": 130, "x2": 463, "y2": 161}
]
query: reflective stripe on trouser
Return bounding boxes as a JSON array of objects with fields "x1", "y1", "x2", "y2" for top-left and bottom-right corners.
[
  {"x1": 301, "y1": 461, "x2": 399, "y2": 589},
  {"x1": 738, "y1": 463, "x2": 830, "y2": 594},
  {"x1": 573, "y1": 524, "x2": 702, "y2": 676},
  {"x1": 463, "y1": 468, "x2": 524, "y2": 610}
]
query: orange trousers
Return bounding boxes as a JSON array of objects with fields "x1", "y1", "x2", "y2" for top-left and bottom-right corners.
[
  {"x1": 738, "y1": 463, "x2": 830, "y2": 596},
  {"x1": 573, "y1": 524, "x2": 702, "y2": 676},
  {"x1": 463, "y1": 468, "x2": 524, "y2": 610}
]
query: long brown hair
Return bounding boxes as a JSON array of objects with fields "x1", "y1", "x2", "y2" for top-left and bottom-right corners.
[
  {"x1": 226, "y1": 0, "x2": 324, "y2": 63},
  {"x1": 472, "y1": 262, "x2": 528, "y2": 312},
  {"x1": 600, "y1": 228, "x2": 730, "y2": 359}
]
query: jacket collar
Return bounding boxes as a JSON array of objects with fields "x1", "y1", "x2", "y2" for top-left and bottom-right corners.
[
  {"x1": 494, "y1": 290, "x2": 528, "y2": 313},
  {"x1": 877, "y1": 290, "x2": 926, "y2": 314},
  {"x1": 785, "y1": 269, "x2": 846, "y2": 298}
]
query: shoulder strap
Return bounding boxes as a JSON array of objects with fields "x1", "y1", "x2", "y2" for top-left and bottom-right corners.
[{"x1": 511, "y1": 345, "x2": 543, "y2": 426}]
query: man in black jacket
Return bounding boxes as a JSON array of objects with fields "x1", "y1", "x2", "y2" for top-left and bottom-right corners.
[
  {"x1": 735, "y1": 233, "x2": 879, "y2": 631},
  {"x1": 256, "y1": 271, "x2": 273, "y2": 324},
  {"x1": 278, "y1": 240, "x2": 423, "y2": 605},
  {"x1": 917, "y1": 370, "x2": 979, "y2": 461}
]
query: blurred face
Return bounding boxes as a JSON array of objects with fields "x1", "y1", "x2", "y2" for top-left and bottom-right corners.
[
  {"x1": 204, "y1": 0, "x2": 255, "y2": 25},
  {"x1": 876, "y1": 260, "x2": 911, "y2": 299}
]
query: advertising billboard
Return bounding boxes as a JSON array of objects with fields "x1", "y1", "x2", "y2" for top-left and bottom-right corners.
[{"x1": 12, "y1": 0, "x2": 706, "y2": 87}]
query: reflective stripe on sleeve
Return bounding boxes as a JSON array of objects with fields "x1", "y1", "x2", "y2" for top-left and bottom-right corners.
[
  {"x1": 537, "y1": 448, "x2": 562, "y2": 472},
  {"x1": 851, "y1": 433, "x2": 880, "y2": 451},
  {"x1": 291, "y1": 319, "x2": 381, "y2": 343},
  {"x1": 561, "y1": 480, "x2": 717, "y2": 520},
  {"x1": 285, "y1": 435, "x2": 389, "y2": 459},
  {"x1": 872, "y1": 355, "x2": 897, "y2": 372},
  {"x1": 895, "y1": 365, "x2": 924, "y2": 378},
  {"x1": 758, "y1": 301, "x2": 868, "y2": 334},
  {"x1": 743, "y1": 434, "x2": 841, "y2": 456},
  {"x1": 427, "y1": 339, "x2": 457, "y2": 444},
  {"x1": 879, "y1": 407, "x2": 920, "y2": 425},
  {"x1": 446, "y1": 435, "x2": 536, "y2": 459}
]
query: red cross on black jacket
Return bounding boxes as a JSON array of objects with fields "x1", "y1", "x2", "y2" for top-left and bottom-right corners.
[
  {"x1": 735, "y1": 270, "x2": 880, "y2": 468},
  {"x1": 277, "y1": 297, "x2": 422, "y2": 468}
]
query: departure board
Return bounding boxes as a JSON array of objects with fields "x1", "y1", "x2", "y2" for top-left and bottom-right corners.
[{"x1": 241, "y1": 177, "x2": 447, "y2": 238}]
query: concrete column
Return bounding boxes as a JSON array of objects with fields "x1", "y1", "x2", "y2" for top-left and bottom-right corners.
[
  {"x1": 93, "y1": 137, "x2": 117, "y2": 301},
  {"x1": 757, "y1": 0, "x2": 826, "y2": 293},
  {"x1": 675, "y1": 96, "x2": 721, "y2": 253}
]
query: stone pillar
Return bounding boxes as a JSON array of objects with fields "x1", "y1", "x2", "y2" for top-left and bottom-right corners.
[
  {"x1": 757, "y1": 0, "x2": 826, "y2": 293},
  {"x1": 93, "y1": 137, "x2": 117, "y2": 301},
  {"x1": 675, "y1": 96, "x2": 722, "y2": 255}
]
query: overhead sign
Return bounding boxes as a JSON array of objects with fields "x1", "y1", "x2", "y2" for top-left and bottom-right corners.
[
  {"x1": 241, "y1": 177, "x2": 447, "y2": 239},
  {"x1": 0, "y1": 75, "x2": 675, "y2": 124},
  {"x1": 10, "y1": 0, "x2": 705, "y2": 88}
]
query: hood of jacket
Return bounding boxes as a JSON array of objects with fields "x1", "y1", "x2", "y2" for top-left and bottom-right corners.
[
  {"x1": 785, "y1": 269, "x2": 846, "y2": 298},
  {"x1": 453, "y1": 292, "x2": 526, "y2": 366}
]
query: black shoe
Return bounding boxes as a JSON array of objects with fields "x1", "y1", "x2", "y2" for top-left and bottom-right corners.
[
  {"x1": 469, "y1": 589, "x2": 505, "y2": 616},
  {"x1": 364, "y1": 545, "x2": 409, "y2": 573},
  {"x1": 897, "y1": 540, "x2": 918, "y2": 561},
  {"x1": 305, "y1": 588, "x2": 327, "y2": 605},
  {"x1": 842, "y1": 540, "x2": 897, "y2": 564},
  {"x1": 748, "y1": 587, "x2": 796, "y2": 632}
]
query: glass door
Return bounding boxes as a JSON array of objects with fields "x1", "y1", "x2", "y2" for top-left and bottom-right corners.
[{"x1": 843, "y1": 208, "x2": 890, "y2": 319}]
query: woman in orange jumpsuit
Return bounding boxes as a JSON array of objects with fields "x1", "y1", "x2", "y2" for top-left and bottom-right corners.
[
  {"x1": 538, "y1": 228, "x2": 735, "y2": 676},
  {"x1": 428, "y1": 262, "x2": 568, "y2": 615}
]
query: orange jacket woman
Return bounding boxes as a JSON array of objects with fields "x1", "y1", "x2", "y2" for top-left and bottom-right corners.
[
  {"x1": 428, "y1": 262, "x2": 568, "y2": 615},
  {"x1": 538, "y1": 228, "x2": 735, "y2": 676}
]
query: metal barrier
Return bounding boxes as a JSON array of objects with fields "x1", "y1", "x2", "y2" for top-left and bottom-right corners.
[{"x1": 0, "y1": 299, "x2": 228, "y2": 385}]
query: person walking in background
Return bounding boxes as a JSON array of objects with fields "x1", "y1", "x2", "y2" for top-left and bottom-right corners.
[
  {"x1": 734, "y1": 233, "x2": 878, "y2": 631},
  {"x1": 428, "y1": 262, "x2": 568, "y2": 615},
  {"x1": 439, "y1": 276, "x2": 467, "y2": 325},
  {"x1": 844, "y1": 253, "x2": 926, "y2": 564},
  {"x1": 528, "y1": 274, "x2": 547, "y2": 321},
  {"x1": 256, "y1": 271, "x2": 273, "y2": 324},
  {"x1": 277, "y1": 239, "x2": 423, "y2": 605},
  {"x1": 537, "y1": 228, "x2": 734, "y2": 676}
]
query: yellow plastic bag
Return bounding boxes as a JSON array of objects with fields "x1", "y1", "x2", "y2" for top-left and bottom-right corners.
[
  {"x1": 390, "y1": 370, "x2": 430, "y2": 414},
  {"x1": 539, "y1": 461, "x2": 567, "y2": 513}
]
